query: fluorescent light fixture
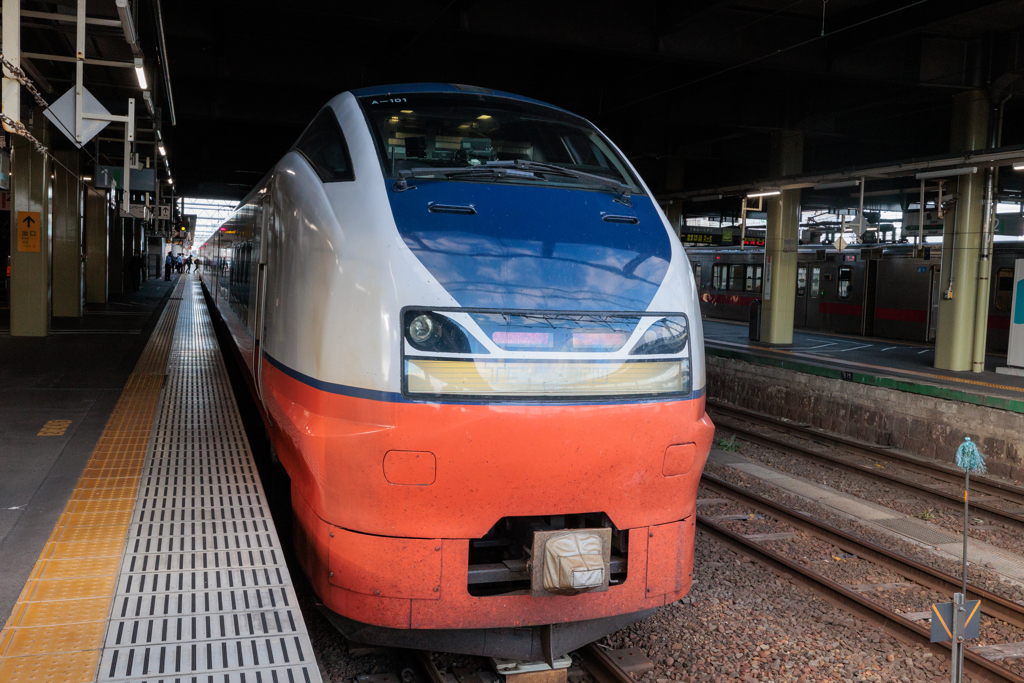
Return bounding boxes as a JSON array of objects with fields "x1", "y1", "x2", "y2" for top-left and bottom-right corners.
[
  {"x1": 690, "y1": 194, "x2": 723, "y2": 202},
  {"x1": 115, "y1": 0, "x2": 138, "y2": 48},
  {"x1": 156, "y1": 130, "x2": 162, "y2": 141},
  {"x1": 158, "y1": 145, "x2": 166, "y2": 156},
  {"x1": 400, "y1": 109, "x2": 413, "y2": 114},
  {"x1": 915, "y1": 167, "x2": 976, "y2": 179},
  {"x1": 747, "y1": 190, "x2": 781, "y2": 198},
  {"x1": 134, "y1": 58, "x2": 147, "y2": 90},
  {"x1": 814, "y1": 180, "x2": 861, "y2": 190},
  {"x1": 476, "y1": 115, "x2": 492, "y2": 120},
  {"x1": 168, "y1": 178, "x2": 173, "y2": 184},
  {"x1": 1014, "y1": 163, "x2": 1024, "y2": 171},
  {"x1": 82, "y1": 176, "x2": 92, "y2": 181}
]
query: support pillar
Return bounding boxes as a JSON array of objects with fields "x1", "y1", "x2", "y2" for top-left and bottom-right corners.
[
  {"x1": 84, "y1": 186, "x2": 108, "y2": 303},
  {"x1": 935, "y1": 91, "x2": 989, "y2": 371},
  {"x1": 52, "y1": 150, "x2": 82, "y2": 317},
  {"x1": 9, "y1": 110, "x2": 51, "y2": 336},
  {"x1": 760, "y1": 131, "x2": 804, "y2": 345},
  {"x1": 107, "y1": 215, "x2": 123, "y2": 295}
]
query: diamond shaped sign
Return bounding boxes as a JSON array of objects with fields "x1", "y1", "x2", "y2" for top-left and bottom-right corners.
[
  {"x1": 834, "y1": 235, "x2": 849, "y2": 252},
  {"x1": 43, "y1": 86, "x2": 111, "y2": 148}
]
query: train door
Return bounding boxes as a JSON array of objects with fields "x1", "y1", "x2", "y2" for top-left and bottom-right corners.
[
  {"x1": 861, "y1": 259, "x2": 878, "y2": 337},
  {"x1": 253, "y1": 187, "x2": 273, "y2": 407},
  {"x1": 794, "y1": 263, "x2": 808, "y2": 327},
  {"x1": 927, "y1": 265, "x2": 941, "y2": 342},
  {"x1": 805, "y1": 265, "x2": 821, "y2": 328}
]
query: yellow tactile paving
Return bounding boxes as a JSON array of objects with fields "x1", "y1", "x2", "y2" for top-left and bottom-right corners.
[
  {"x1": 0, "y1": 649, "x2": 98, "y2": 683},
  {"x1": 0, "y1": 277, "x2": 185, "y2": 681}
]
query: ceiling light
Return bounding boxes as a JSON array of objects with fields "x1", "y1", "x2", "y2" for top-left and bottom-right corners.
[
  {"x1": 158, "y1": 145, "x2": 166, "y2": 156},
  {"x1": 476, "y1": 115, "x2": 492, "y2": 120},
  {"x1": 915, "y1": 167, "x2": 976, "y2": 179},
  {"x1": 82, "y1": 176, "x2": 92, "y2": 181},
  {"x1": 747, "y1": 190, "x2": 781, "y2": 198},
  {"x1": 168, "y1": 178, "x2": 173, "y2": 184},
  {"x1": 813, "y1": 180, "x2": 861, "y2": 190},
  {"x1": 115, "y1": 0, "x2": 138, "y2": 48},
  {"x1": 1014, "y1": 163, "x2": 1024, "y2": 171},
  {"x1": 134, "y1": 58, "x2": 147, "y2": 90},
  {"x1": 400, "y1": 110, "x2": 413, "y2": 114}
]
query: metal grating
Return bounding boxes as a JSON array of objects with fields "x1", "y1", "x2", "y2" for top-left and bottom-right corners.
[
  {"x1": 97, "y1": 279, "x2": 323, "y2": 683},
  {"x1": 875, "y1": 517, "x2": 959, "y2": 546}
]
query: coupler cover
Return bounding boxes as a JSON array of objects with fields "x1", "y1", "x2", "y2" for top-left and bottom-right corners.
[{"x1": 531, "y1": 528, "x2": 612, "y2": 597}]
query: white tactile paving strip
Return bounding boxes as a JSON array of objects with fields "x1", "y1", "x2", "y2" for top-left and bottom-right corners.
[{"x1": 97, "y1": 278, "x2": 323, "y2": 683}]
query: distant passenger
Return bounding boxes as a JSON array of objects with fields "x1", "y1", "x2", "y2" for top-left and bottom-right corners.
[
  {"x1": 164, "y1": 251, "x2": 174, "y2": 281},
  {"x1": 185, "y1": 255, "x2": 193, "y2": 273}
]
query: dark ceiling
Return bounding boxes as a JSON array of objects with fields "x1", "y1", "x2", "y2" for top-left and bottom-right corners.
[{"x1": 25, "y1": 1, "x2": 1024, "y2": 202}]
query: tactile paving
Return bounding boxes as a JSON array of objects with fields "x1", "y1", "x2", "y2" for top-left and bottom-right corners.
[{"x1": 97, "y1": 279, "x2": 322, "y2": 683}]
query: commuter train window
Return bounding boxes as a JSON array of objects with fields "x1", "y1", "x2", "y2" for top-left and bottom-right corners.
[
  {"x1": 796, "y1": 266, "x2": 807, "y2": 297},
  {"x1": 692, "y1": 262, "x2": 702, "y2": 287},
  {"x1": 838, "y1": 267, "x2": 853, "y2": 299},
  {"x1": 744, "y1": 265, "x2": 757, "y2": 292},
  {"x1": 292, "y1": 108, "x2": 354, "y2": 182},
  {"x1": 712, "y1": 264, "x2": 726, "y2": 290},
  {"x1": 996, "y1": 268, "x2": 1014, "y2": 311},
  {"x1": 753, "y1": 266, "x2": 763, "y2": 293},
  {"x1": 810, "y1": 266, "x2": 821, "y2": 297},
  {"x1": 728, "y1": 265, "x2": 744, "y2": 291}
]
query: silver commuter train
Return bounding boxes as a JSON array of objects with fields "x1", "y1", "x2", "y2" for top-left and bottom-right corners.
[
  {"x1": 198, "y1": 83, "x2": 715, "y2": 659},
  {"x1": 687, "y1": 243, "x2": 1022, "y2": 350}
]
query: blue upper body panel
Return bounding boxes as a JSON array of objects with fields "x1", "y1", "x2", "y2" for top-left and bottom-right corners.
[
  {"x1": 387, "y1": 180, "x2": 672, "y2": 312},
  {"x1": 350, "y1": 83, "x2": 570, "y2": 113}
]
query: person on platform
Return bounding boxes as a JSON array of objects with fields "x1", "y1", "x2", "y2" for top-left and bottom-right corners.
[
  {"x1": 164, "y1": 251, "x2": 174, "y2": 281},
  {"x1": 185, "y1": 255, "x2": 193, "y2": 273}
]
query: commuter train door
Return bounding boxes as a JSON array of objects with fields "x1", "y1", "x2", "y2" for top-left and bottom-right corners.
[
  {"x1": 794, "y1": 263, "x2": 809, "y2": 327},
  {"x1": 805, "y1": 264, "x2": 821, "y2": 329},
  {"x1": 927, "y1": 265, "x2": 941, "y2": 342}
]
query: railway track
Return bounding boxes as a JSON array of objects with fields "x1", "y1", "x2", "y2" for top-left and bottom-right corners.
[
  {"x1": 697, "y1": 472, "x2": 1024, "y2": 683},
  {"x1": 707, "y1": 400, "x2": 1024, "y2": 530}
]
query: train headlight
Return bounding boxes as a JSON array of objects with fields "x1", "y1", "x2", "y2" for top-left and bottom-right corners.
[
  {"x1": 409, "y1": 314, "x2": 440, "y2": 345},
  {"x1": 629, "y1": 316, "x2": 688, "y2": 355}
]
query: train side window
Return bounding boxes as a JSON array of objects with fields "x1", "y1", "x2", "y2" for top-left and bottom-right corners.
[
  {"x1": 744, "y1": 266, "x2": 754, "y2": 291},
  {"x1": 838, "y1": 267, "x2": 853, "y2": 299},
  {"x1": 728, "y1": 265, "x2": 744, "y2": 291},
  {"x1": 796, "y1": 266, "x2": 807, "y2": 296},
  {"x1": 810, "y1": 266, "x2": 821, "y2": 297},
  {"x1": 996, "y1": 268, "x2": 1014, "y2": 311},
  {"x1": 754, "y1": 266, "x2": 763, "y2": 293},
  {"x1": 712, "y1": 264, "x2": 723, "y2": 289},
  {"x1": 293, "y1": 108, "x2": 355, "y2": 182},
  {"x1": 692, "y1": 263, "x2": 702, "y2": 287}
]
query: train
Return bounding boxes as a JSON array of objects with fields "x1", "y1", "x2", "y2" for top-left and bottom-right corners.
[
  {"x1": 688, "y1": 242, "x2": 1024, "y2": 350},
  {"x1": 197, "y1": 83, "x2": 715, "y2": 662}
]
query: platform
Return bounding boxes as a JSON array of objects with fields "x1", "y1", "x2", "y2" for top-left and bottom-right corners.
[
  {"x1": 703, "y1": 318, "x2": 1024, "y2": 412},
  {"x1": 0, "y1": 275, "x2": 322, "y2": 683}
]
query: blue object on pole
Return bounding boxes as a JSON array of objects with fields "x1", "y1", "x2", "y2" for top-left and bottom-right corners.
[{"x1": 955, "y1": 437, "x2": 986, "y2": 474}]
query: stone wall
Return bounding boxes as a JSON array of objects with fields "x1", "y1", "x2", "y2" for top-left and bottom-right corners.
[{"x1": 706, "y1": 355, "x2": 1024, "y2": 482}]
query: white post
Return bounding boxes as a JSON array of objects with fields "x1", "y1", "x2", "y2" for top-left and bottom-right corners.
[
  {"x1": 918, "y1": 179, "x2": 926, "y2": 248},
  {"x1": 122, "y1": 98, "x2": 134, "y2": 214},
  {"x1": 75, "y1": 0, "x2": 85, "y2": 142},
  {"x1": 2, "y1": 0, "x2": 21, "y2": 132}
]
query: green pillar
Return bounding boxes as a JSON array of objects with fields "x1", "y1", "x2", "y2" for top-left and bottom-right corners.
[
  {"x1": 760, "y1": 131, "x2": 804, "y2": 345},
  {"x1": 108, "y1": 216, "x2": 124, "y2": 295},
  {"x1": 935, "y1": 90, "x2": 989, "y2": 371},
  {"x1": 84, "y1": 186, "x2": 108, "y2": 304},
  {"x1": 52, "y1": 150, "x2": 82, "y2": 317},
  {"x1": 9, "y1": 110, "x2": 51, "y2": 336}
]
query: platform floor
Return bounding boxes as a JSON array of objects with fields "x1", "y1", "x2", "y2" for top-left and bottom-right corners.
[
  {"x1": 703, "y1": 318, "x2": 1024, "y2": 410},
  {"x1": 0, "y1": 275, "x2": 322, "y2": 683}
]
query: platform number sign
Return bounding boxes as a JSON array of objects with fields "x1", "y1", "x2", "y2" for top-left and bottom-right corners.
[{"x1": 16, "y1": 211, "x2": 41, "y2": 252}]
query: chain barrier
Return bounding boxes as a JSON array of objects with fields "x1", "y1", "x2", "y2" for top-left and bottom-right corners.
[{"x1": 0, "y1": 52, "x2": 50, "y2": 154}]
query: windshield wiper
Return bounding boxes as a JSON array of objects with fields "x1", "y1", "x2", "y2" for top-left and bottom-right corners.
[{"x1": 395, "y1": 160, "x2": 633, "y2": 204}]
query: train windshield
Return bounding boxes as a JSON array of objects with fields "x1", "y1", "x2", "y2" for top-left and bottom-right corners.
[{"x1": 359, "y1": 94, "x2": 642, "y2": 193}]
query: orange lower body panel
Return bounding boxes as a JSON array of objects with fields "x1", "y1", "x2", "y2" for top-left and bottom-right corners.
[{"x1": 266, "y1": 356, "x2": 714, "y2": 630}]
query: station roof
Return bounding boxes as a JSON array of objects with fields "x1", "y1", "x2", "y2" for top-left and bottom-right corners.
[{"x1": 23, "y1": 0, "x2": 1023, "y2": 202}]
